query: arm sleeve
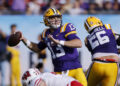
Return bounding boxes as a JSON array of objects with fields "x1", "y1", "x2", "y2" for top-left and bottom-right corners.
[
  {"x1": 85, "y1": 37, "x2": 92, "y2": 52},
  {"x1": 65, "y1": 23, "x2": 80, "y2": 40},
  {"x1": 37, "y1": 29, "x2": 48, "y2": 50},
  {"x1": 104, "y1": 24, "x2": 120, "y2": 45},
  {"x1": 37, "y1": 41, "x2": 47, "y2": 50},
  {"x1": 115, "y1": 34, "x2": 120, "y2": 45}
]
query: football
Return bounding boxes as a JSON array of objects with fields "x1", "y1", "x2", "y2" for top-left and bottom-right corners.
[{"x1": 8, "y1": 31, "x2": 22, "y2": 47}]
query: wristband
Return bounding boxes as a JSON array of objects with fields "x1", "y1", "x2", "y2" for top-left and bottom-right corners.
[
  {"x1": 59, "y1": 40, "x2": 65, "y2": 46},
  {"x1": 26, "y1": 40, "x2": 31, "y2": 47}
]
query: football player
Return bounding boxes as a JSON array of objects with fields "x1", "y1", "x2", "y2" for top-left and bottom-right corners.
[
  {"x1": 84, "y1": 16, "x2": 120, "y2": 86},
  {"x1": 22, "y1": 68, "x2": 83, "y2": 86},
  {"x1": 21, "y1": 8, "x2": 87, "y2": 86},
  {"x1": 7, "y1": 24, "x2": 22, "y2": 86}
]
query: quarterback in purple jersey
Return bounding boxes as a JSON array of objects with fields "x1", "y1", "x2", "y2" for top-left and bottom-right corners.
[
  {"x1": 20, "y1": 8, "x2": 87, "y2": 86},
  {"x1": 84, "y1": 16, "x2": 120, "y2": 86}
]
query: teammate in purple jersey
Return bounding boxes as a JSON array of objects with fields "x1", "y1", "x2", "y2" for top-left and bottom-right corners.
[
  {"x1": 20, "y1": 8, "x2": 87, "y2": 86},
  {"x1": 84, "y1": 16, "x2": 120, "y2": 86}
]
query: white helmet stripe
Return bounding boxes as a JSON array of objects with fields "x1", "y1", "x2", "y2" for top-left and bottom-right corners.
[
  {"x1": 85, "y1": 20, "x2": 90, "y2": 28},
  {"x1": 51, "y1": 8, "x2": 57, "y2": 14},
  {"x1": 85, "y1": 20, "x2": 96, "y2": 32}
]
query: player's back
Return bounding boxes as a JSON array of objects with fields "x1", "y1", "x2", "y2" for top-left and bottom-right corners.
[
  {"x1": 30, "y1": 73, "x2": 75, "y2": 86},
  {"x1": 86, "y1": 24, "x2": 118, "y2": 58}
]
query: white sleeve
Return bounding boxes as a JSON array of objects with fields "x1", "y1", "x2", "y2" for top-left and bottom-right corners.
[
  {"x1": 114, "y1": 33, "x2": 120, "y2": 40},
  {"x1": 29, "y1": 77, "x2": 42, "y2": 86},
  {"x1": 42, "y1": 73, "x2": 75, "y2": 86},
  {"x1": 30, "y1": 73, "x2": 76, "y2": 86}
]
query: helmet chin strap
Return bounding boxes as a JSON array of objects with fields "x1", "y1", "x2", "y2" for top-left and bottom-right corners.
[
  {"x1": 48, "y1": 18, "x2": 62, "y2": 29},
  {"x1": 50, "y1": 24, "x2": 61, "y2": 29}
]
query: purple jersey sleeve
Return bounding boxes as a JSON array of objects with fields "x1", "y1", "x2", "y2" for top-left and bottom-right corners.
[
  {"x1": 37, "y1": 29, "x2": 47, "y2": 50},
  {"x1": 65, "y1": 23, "x2": 80, "y2": 40},
  {"x1": 85, "y1": 37, "x2": 92, "y2": 52},
  {"x1": 37, "y1": 41, "x2": 46, "y2": 50}
]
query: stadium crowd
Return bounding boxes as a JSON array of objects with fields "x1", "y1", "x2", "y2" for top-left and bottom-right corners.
[{"x1": 0, "y1": 0, "x2": 120, "y2": 15}]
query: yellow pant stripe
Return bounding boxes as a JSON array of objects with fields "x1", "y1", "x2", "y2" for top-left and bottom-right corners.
[
  {"x1": 114, "y1": 63, "x2": 119, "y2": 86},
  {"x1": 86, "y1": 62, "x2": 94, "y2": 80}
]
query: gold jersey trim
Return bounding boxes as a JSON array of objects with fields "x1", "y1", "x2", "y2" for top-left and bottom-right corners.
[
  {"x1": 65, "y1": 31, "x2": 77, "y2": 38},
  {"x1": 60, "y1": 23, "x2": 69, "y2": 33}
]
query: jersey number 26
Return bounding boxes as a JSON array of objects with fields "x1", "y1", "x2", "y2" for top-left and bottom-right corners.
[{"x1": 89, "y1": 30, "x2": 110, "y2": 49}]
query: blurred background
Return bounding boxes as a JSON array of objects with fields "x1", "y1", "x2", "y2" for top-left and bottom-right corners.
[{"x1": 0, "y1": 0, "x2": 120, "y2": 86}]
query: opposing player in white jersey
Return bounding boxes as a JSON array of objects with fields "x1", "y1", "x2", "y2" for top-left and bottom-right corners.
[{"x1": 22, "y1": 68, "x2": 83, "y2": 86}]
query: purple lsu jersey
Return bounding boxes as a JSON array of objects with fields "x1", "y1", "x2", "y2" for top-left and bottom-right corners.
[
  {"x1": 38, "y1": 23, "x2": 81, "y2": 72},
  {"x1": 86, "y1": 24, "x2": 118, "y2": 56}
]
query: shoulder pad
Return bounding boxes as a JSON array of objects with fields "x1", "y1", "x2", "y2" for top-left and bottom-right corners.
[
  {"x1": 60, "y1": 23, "x2": 69, "y2": 33},
  {"x1": 104, "y1": 24, "x2": 116, "y2": 37},
  {"x1": 41, "y1": 29, "x2": 48, "y2": 39},
  {"x1": 104, "y1": 24, "x2": 112, "y2": 30}
]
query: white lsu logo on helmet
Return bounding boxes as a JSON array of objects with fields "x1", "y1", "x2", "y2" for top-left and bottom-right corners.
[{"x1": 22, "y1": 68, "x2": 41, "y2": 86}]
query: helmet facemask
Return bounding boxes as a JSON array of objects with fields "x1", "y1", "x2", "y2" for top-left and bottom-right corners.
[{"x1": 47, "y1": 15, "x2": 62, "y2": 29}]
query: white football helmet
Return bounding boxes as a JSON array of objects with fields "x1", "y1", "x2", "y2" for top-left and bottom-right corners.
[{"x1": 22, "y1": 68, "x2": 41, "y2": 86}]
